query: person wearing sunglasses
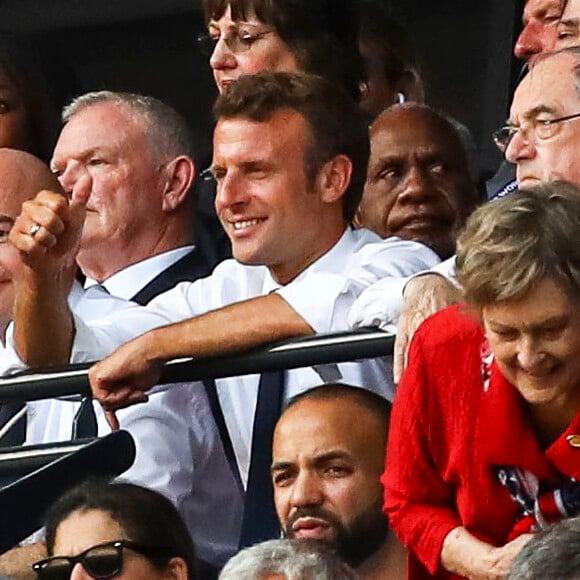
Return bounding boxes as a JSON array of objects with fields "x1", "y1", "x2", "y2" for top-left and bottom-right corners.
[{"x1": 33, "y1": 479, "x2": 196, "y2": 580}]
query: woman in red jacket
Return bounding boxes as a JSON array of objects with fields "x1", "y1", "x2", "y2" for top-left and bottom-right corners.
[{"x1": 385, "y1": 181, "x2": 580, "y2": 579}]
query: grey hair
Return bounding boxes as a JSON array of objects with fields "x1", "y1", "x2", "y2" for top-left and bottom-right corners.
[
  {"x1": 456, "y1": 181, "x2": 580, "y2": 307},
  {"x1": 62, "y1": 90, "x2": 194, "y2": 163},
  {"x1": 508, "y1": 517, "x2": 580, "y2": 579},
  {"x1": 218, "y1": 539, "x2": 360, "y2": 580}
]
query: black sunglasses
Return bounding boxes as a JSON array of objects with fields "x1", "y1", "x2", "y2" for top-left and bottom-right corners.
[{"x1": 33, "y1": 540, "x2": 167, "y2": 580}]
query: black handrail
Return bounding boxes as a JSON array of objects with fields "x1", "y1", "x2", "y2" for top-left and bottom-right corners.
[{"x1": 0, "y1": 328, "x2": 393, "y2": 402}]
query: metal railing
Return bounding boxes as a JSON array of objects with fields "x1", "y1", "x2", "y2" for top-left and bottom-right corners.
[{"x1": 0, "y1": 328, "x2": 394, "y2": 402}]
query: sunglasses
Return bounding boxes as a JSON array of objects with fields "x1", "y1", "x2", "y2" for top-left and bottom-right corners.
[{"x1": 33, "y1": 540, "x2": 166, "y2": 580}]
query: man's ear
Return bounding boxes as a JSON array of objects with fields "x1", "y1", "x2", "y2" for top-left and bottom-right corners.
[
  {"x1": 163, "y1": 556, "x2": 189, "y2": 580},
  {"x1": 316, "y1": 154, "x2": 353, "y2": 204},
  {"x1": 161, "y1": 156, "x2": 196, "y2": 212}
]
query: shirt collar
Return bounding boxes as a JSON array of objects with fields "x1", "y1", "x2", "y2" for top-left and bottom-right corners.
[{"x1": 85, "y1": 246, "x2": 194, "y2": 300}]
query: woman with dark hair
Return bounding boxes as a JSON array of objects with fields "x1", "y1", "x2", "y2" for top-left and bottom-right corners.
[
  {"x1": 33, "y1": 480, "x2": 196, "y2": 580},
  {"x1": 197, "y1": 0, "x2": 365, "y2": 100}
]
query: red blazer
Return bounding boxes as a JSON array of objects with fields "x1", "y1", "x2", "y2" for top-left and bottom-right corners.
[{"x1": 383, "y1": 305, "x2": 580, "y2": 579}]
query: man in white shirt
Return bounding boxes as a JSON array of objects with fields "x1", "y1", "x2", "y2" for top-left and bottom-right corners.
[
  {"x1": 0, "y1": 92, "x2": 239, "y2": 578},
  {"x1": 9, "y1": 71, "x2": 439, "y2": 551}
]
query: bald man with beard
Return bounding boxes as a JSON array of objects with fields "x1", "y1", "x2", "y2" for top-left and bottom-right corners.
[{"x1": 272, "y1": 384, "x2": 406, "y2": 580}]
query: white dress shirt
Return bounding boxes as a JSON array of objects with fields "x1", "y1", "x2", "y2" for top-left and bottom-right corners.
[
  {"x1": 20, "y1": 247, "x2": 244, "y2": 568},
  {"x1": 27, "y1": 228, "x2": 439, "y2": 484},
  {"x1": 348, "y1": 254, "x2": 457, "y2": 332}
]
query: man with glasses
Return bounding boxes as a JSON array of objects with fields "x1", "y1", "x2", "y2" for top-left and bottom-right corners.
[
  {"x1": 350, "y1": 45, "x2": 580, "y2": 381},
  {"x1": 498, "y1": 47, "x2": 580, "y2": 186}
]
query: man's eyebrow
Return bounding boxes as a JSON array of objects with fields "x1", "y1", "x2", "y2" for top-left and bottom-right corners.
[
  {"x1": 271, "y1": 450, "x2": 352, "y2": 473},
  {"x1": 519, "y1": 105, "x2": 558, "y2": 121},
  {"x1": 0, "y1": 215, "x2": 14, "y2": 225},
  {"x1": 271, "y1": 460, "x2": 294, "y2": 473},
  {"x1": 311, "y1": 450, "x2": 352, "y2": 465},
  {"x1": 559, "y1": 18, "x2": 580, "y2": 27}
]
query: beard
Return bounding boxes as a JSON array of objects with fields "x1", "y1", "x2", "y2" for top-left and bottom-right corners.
[{"x1": 283, "y1": 499, "x2": 389, "y2": 568}]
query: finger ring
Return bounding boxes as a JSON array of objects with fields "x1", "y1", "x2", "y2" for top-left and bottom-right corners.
[{"x1": 29, "y1": 224, "x2": 41, "y2": 236}]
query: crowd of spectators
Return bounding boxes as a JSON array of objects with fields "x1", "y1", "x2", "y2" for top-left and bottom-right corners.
[{"x1": 0, "y1": 0, "x2": 579, "y2": 579}]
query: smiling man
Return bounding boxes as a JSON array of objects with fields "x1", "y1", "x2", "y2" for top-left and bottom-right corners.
[
  {"x1": 8, "y1": 72, "x2": 438, "y2": 553},
  {"x1": 272, "y1": 384, "x2": 406, "y2": 580}
]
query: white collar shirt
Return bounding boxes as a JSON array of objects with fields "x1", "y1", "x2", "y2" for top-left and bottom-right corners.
[{"x1": 29, "y1": 227, "x2": 440, "y2": 484}]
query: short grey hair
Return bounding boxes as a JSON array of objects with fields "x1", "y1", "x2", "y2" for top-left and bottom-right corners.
[
  {"x1": 508, "y1": 517, "x2": 580, "y2": 579},
  {"x1": 218, "y1": 539, "x2": 360, "y2": 580},
  {"x1": 62, "y1": 91, "x2": 194, "y2": 163}
]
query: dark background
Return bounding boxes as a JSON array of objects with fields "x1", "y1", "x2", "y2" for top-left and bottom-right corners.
[{"x1": 0, "y1": 0, "x2": 526, "y2": 175}]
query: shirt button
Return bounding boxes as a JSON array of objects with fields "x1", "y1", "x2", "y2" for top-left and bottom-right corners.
[{"x1": 567, "y1": 434, "x2": 580, "y2": 448}]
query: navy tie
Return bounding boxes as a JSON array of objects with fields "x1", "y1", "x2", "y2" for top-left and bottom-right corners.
[
  {"x1": 72, "y1": 396, "x2": 98, "y2": 439},
  {"x1": 238, "y1": 370, "x2": 285, "y2": 548}
]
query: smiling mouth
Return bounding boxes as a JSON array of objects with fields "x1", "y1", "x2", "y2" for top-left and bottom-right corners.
[{"x1": 231, "y1": 218, "x2": 262, "y2": 232}]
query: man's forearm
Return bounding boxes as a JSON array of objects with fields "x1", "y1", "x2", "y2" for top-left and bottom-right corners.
[
  {"x1": 146, "y1": 292, "x2": 313, "y2": 362},
  {"x1": 13, "y1": 267, "x2": 75, "y2": 368}
]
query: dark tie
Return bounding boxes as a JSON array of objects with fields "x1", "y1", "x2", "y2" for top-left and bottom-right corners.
[
  {"x1": 72, "y1": 396, "x2": 98, "y2": 439},
  {"x1": 238, "y1": 370, "x2": 285, "y2": 548}
]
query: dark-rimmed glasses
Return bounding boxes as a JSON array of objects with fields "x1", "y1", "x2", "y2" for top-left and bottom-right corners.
[
  {"x1": 32, "y1": 540, "x2": 166, "y2": 580},
  {"x1": 196, "y1": 29, "x2": 275, "y2": 56},
  {"x1": 493, "y1": 112, "x2": 580, "y2": 152}
]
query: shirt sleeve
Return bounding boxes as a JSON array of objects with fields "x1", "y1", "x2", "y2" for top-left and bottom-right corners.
[
  {"x1": 383, "y1": 326, "x2": 462, "y2": 575},
  {"x1": 278, "y1": 238, "x2": 441, "y2": 333},
  {"x1": 349, "y1": 254, "x2": 458, "y2": 330},
  {"x1": 100, "y1": 382, "x2": 206, "y2": 503}
]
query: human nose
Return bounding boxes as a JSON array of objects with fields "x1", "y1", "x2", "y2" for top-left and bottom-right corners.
[
  {"x1": 515, "y1": 336, "x2": 543, "y2": 370},
  {"x1": 289, "y1": 471, "x2": 324, "y2": 509},
  {"x1": 209, "y1": 36, "x2": 237, "y2": 70},
  {"x1": 504, "y1": 125, "x2": 535, "y2": 164},
  {"x1": 57, "y1": 162, "x2": 85, "y2": 196},
  {"x1": 214, "y1": 172, "x2": 249, "y2": 213},
  {"x1": 514, "y1": 22, "x2": 544, "y2": 60},
  {"x1": 70, "y1": 562, "x2": 90, "y2": 580},
  {"x1": 398, "y1": 166, "x2": 436, "y2": 203}
]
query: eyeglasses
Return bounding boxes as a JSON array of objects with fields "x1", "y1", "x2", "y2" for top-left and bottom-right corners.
[
  {"x1": 33, "y1": 540, "x2": 166, "y2": 580},
  {"x1": 493, "y1": 112, "x2": 580, "y2": 152},
  {"x1": 196, "y1": 29, "x2": 275, "y2": 56}
]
